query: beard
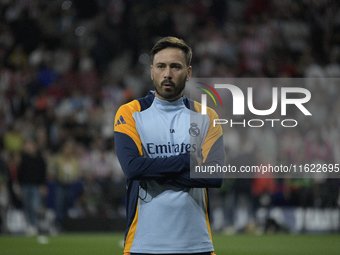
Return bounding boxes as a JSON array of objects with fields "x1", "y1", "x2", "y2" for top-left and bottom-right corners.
[{"x1": 153, "y1": 75, "x2": 187, "y2": 101}]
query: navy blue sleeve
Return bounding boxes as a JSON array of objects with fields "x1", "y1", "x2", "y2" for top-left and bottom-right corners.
[
  {"x1": 167, "y1": 135, "x2": 225, "y2": 188},
  {"x1": 115, "y1": 131, "x2": 190, "y2": 180},
  {"x1": 168, "y1": 172, "x2": 223, "y2": 188}
]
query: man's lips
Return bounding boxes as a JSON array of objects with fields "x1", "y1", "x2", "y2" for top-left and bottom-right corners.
[{"x1": 161, "y1": 80, "x2": 175, "y2": 88}]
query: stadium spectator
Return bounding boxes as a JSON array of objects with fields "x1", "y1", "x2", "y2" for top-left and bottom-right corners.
[
  {"x1": 48, "y1": 138, "x2": 81, "y2": 229},
  {"x1": 17, "y1": 138, "x2": 47, "y2": 235},
  {"x1": 0, "y1": 154, "x2": 10, "y2": 234},
  {"x1": 3, "y1": 122, "x2": 24, "y2": 155},
  {"x1": 87, "y1": 136, "x2": 114, "y2": 209}
]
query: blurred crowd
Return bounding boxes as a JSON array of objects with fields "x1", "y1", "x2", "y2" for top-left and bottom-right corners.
[{"x1": 0, "y1": 0, "x2": 340, "y2": 235}]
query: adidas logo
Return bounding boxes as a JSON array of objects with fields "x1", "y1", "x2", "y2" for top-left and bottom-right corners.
[{"x1": 115, "y1": 115, "x2": 126, "y2": 126}]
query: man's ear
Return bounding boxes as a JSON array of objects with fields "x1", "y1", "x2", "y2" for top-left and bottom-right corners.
[
  {"x1": 150, "y1": 65, "x2": 153, "y2": 80},
  {"x1": 186, "y1": 66, "x2": 192, "y2": 81}
]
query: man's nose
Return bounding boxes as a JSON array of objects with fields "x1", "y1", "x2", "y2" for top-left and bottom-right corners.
[{"x1": 164, "y1": 67, "x2": 172, "y2": 79}]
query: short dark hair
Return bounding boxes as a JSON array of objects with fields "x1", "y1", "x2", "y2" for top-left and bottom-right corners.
[{"x1": 151, "y1": 36, "x2": 192, "y2": 67}]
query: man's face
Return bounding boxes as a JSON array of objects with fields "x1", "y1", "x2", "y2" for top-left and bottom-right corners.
[{"x1": 151, "y1": 48, "x2": 192, "y2": 101}]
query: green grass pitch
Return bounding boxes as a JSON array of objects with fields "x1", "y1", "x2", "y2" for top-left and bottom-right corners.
[{"x1": 1, "y1": 233, "x2": 339, "y2": 255}]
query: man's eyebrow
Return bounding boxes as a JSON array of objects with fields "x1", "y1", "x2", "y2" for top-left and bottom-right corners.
[{"x1": 154, "y1": 61, "x2": 183, "y2": 65}]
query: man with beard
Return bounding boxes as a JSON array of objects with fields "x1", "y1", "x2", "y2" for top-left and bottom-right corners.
[{"x1": 114, "y1": 37, "x2": 225, "y2": 255}]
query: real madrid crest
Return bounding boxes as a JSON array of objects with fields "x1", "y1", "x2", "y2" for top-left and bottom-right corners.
[{"x1": 189, "y1": 123, "x2": 200, "y2": 137}]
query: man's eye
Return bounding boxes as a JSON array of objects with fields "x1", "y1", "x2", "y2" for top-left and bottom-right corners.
[{"x1": 158, "y1": 65, "x2": 165, "y2": 69}]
